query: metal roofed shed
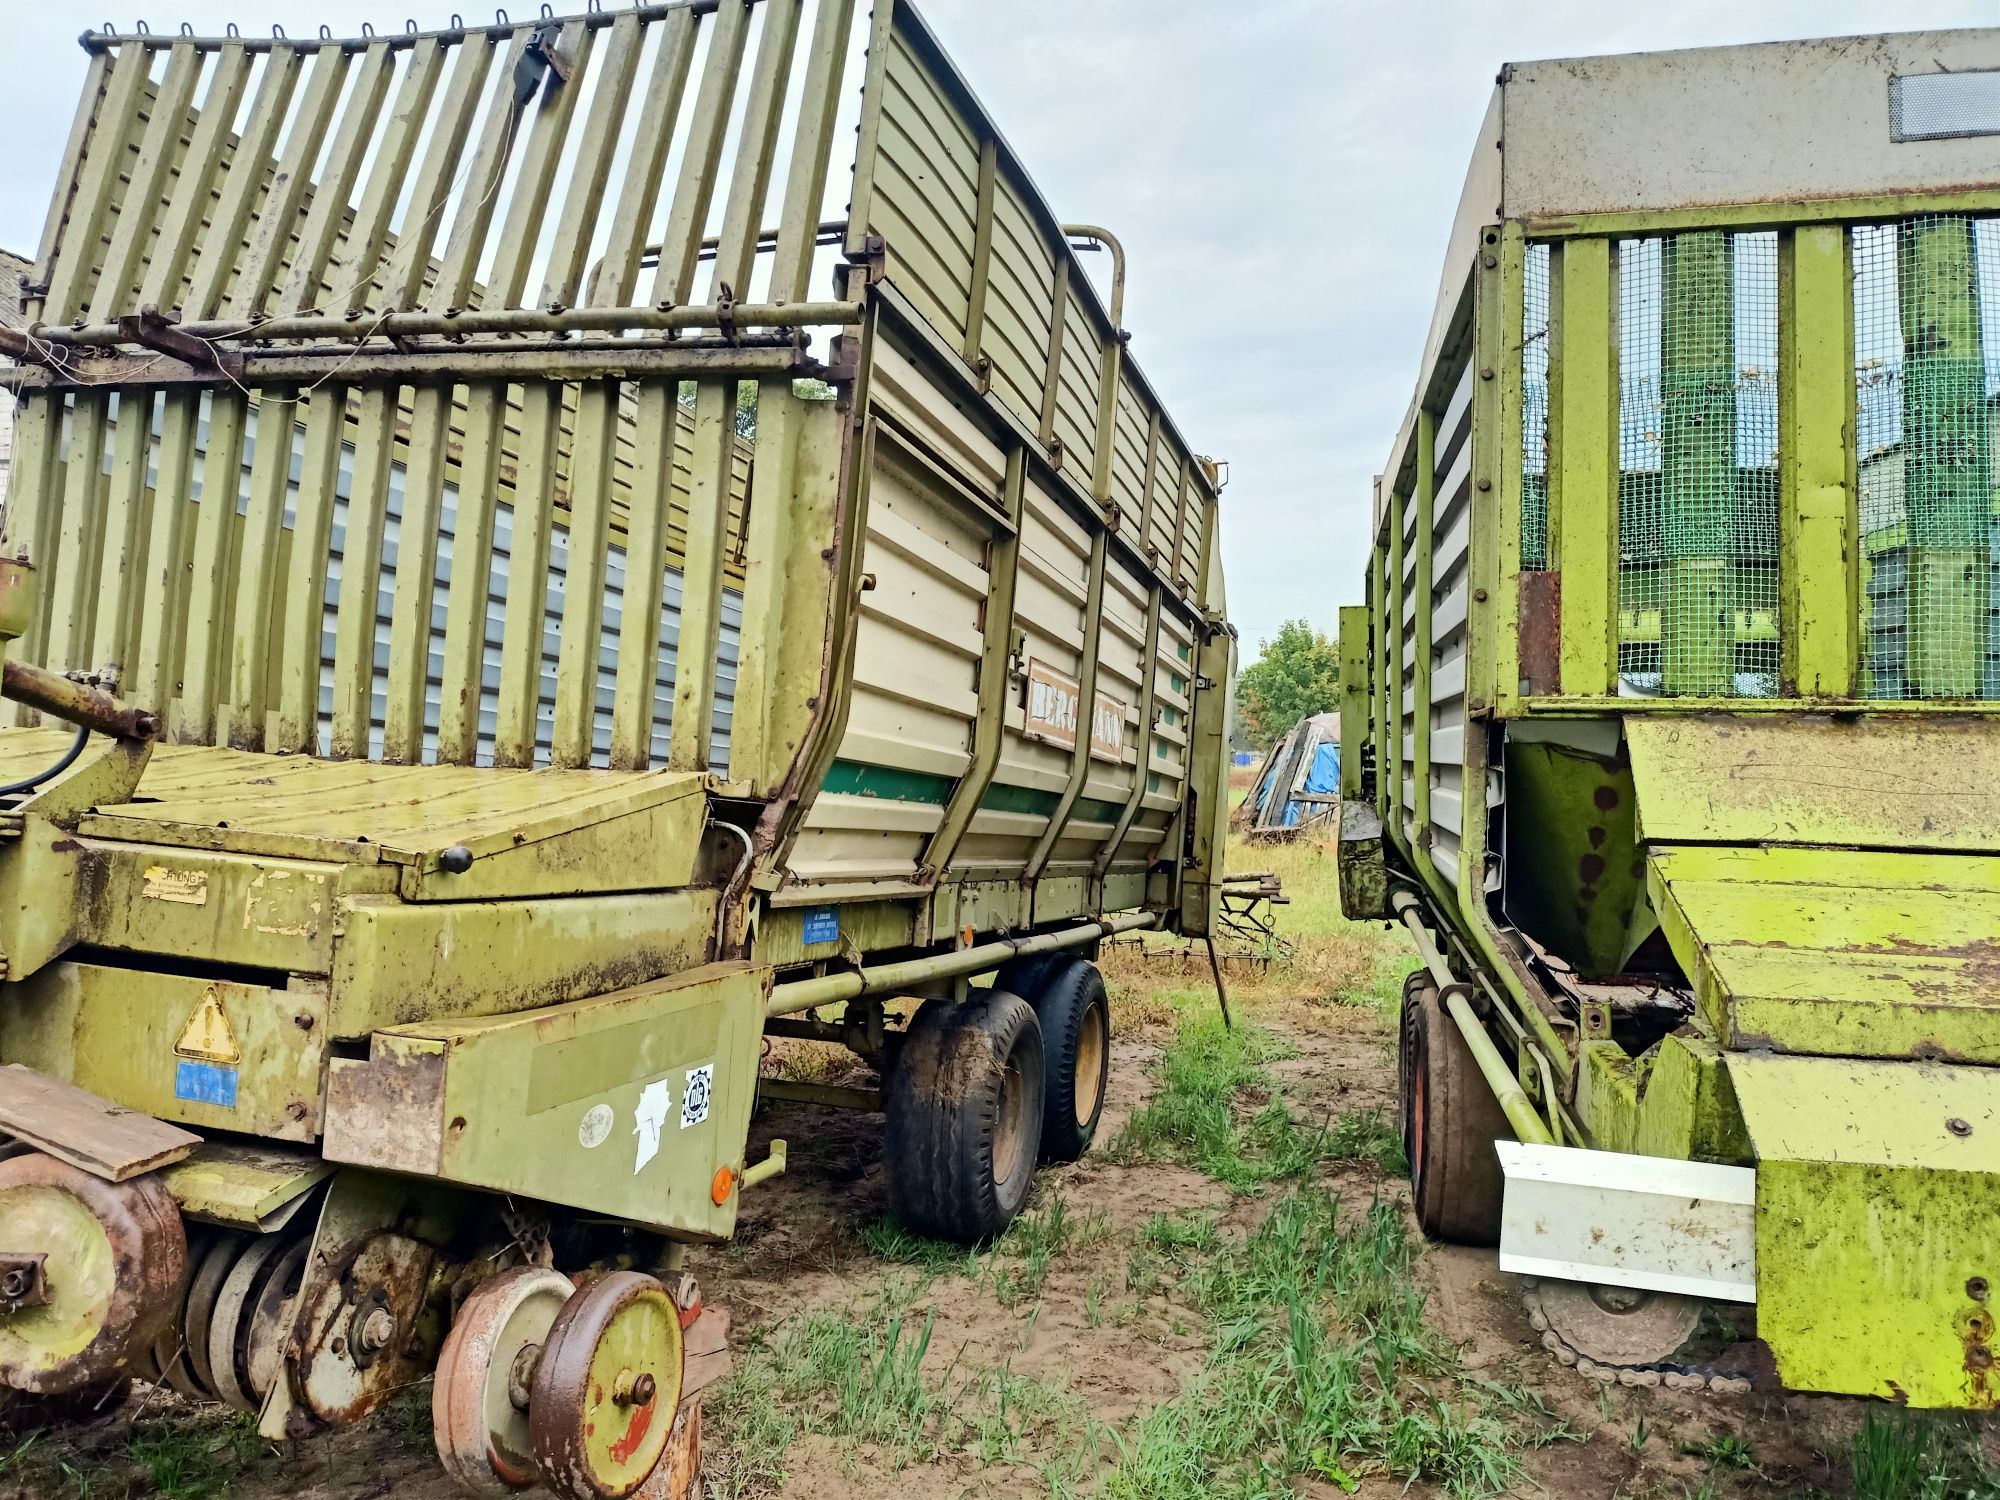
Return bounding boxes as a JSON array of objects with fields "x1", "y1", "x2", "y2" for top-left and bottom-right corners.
[
  {"x1": 0, "y1": 5, "x2": 1237, "y2": 1493},
  {"x1": 1341, "y1": 25, "x2": 2000, "y2": 1412}
]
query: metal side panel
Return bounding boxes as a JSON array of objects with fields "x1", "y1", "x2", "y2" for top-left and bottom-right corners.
[
  {"x1": 1728, "y1": 1051, "x2": 2000, "y2": 1409},
  {"x1": 1648, "y1": 842, "x2": 2000, "y2": 1063},
  {"x1": 1626, "y1": 712, "x2": 2000, "y2": 853},
  {"x1": 324, "y1": 962, "x2": 765, "y2": 1240},
  {"x1": 1497, "y1": 1140, "x2": 1756, "y2": 1302}
]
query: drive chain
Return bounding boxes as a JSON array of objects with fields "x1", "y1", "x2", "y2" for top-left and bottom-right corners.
[{"x1": 1520, "y1": 1282, "x2": 1753, "y2": 1395}]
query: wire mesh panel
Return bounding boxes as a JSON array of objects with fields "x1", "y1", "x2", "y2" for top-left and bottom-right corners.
[
  {"x1": 1616, "y1": 231, "x2": 1780, "y2": 696},
  {"x1": 1522, "y1": 243, "x2": 1551, "y2": 570},
  {"x1": 1854, "y1": 215, "x2": 2000, "y2": 700}
]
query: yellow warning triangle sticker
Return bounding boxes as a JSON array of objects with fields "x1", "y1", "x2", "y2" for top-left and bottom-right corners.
[{"x1": 175, "y1": 988, "x2": 240, "y2": 1065}]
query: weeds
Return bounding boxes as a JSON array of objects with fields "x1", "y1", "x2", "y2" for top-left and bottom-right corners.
[
  {"x1": 1848, "y1": 1410, "x2": 2000, "y2": 1500},
  {"x1": 857, "y1": 1217, "x2": 979, "y2": 1280},
  {"x1": 1322, "y1": 1105, "x2": 1407, "y2": 1174},
  {"x1": 1101, "y1": 1191, "x2": 1527, "y2": 1499},
  {"x1": 1111, "y1": 1012, "x2": 1326, "y2": 1189}
]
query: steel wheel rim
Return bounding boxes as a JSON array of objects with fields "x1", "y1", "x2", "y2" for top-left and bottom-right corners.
[
  {"x1": 1073, "y1": 999, "x2": 1107, "y2": 1128},
  {"x1": 433, "y1": 1265, "x2": 575, "y2": 1497},
  {"x1": 529, "y1": 1271, "x2": 684, "y2": 1500},
  {"x1": 994, "y1": 1055, "x2": 1029, "y2": 1188},
  {"x1": 0, "y1": 1156, "x2": 185, "y2": 1395}
]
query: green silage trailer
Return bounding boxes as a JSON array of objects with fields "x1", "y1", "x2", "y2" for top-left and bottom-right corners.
[
  {"x1": 1341, "y1": 26, "x2": 2000, "y2": 1407},
  {"x1": 0, "y1": 4, "x2": 1236, "y2": 1492}
]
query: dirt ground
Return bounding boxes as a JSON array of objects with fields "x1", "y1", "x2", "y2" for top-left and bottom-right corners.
[{"x1": 4, "y1": 839, "x2": 1996, "y2": 1499}]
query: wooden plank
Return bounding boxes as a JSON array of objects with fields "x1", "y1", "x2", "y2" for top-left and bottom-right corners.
[{"x1": 0, "y1": 1065, "x2": 200, "y2": 1182}]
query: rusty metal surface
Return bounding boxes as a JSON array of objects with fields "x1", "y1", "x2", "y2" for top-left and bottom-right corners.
[
  {"x1": 0, "y1": 662, "x2": 158, "y2": 739},
  {"x1": 296, "y1": 1231, "x2": 440, "y2": 1428},
  {"x1": 0, "y1": 1153, "x2": 185, "y2": 1393},
  {"x1": 432, "y1": 1264, "x2": 575, "y2": 1495},
  {"x1": 631, "y1": 1399, "x2": 702, "y2": 1500},
  {"x1": 530, "y1": 1271, "x2": 684, "y2": 1500},
  {"x1": 1516, "y1": 570, "x2": 1563, "y2": 696}
]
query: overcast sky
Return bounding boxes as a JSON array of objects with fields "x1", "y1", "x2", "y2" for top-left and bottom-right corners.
[{"x1": 0, "y1": 1, "x2": 1991, "y2": 655}]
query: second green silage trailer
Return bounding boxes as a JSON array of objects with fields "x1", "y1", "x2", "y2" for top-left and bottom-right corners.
[{"x1": 1341, "y1": 26, "x2": 2000, "y2": 1407}]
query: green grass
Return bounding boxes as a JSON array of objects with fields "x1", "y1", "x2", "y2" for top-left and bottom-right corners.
[
  {"x1": 1847, "y1": 1410, "x2": 2000, "y2": 1500},
  {"x1": 1100, "y1": 1191, "x2": 1524, "y2": 1499},
  {"x1": 0, "y1": 1410, "x2": 268, "y2": 1500},
  {"x1": 1110, "y1": 1012, "x2": 1332, "y2": 1190},
  {"x1": 704, "y1": 1300, "x2": 1099, "y2": 1496}
]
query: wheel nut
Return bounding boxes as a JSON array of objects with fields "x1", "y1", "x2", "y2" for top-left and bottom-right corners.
[
  {"x1": 613, "y1": 1369, "x2": 656, "y2": 1407},
  {"x1": 358, "y1": 1307, "x2": 397, "y2": 1353}
]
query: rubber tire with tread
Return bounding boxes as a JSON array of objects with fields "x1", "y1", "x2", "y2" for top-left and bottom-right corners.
[
  {"x1": 1399, "y1": 971, "x2": 1508, "y2": 1246},
  {"x1": 1015, "y1": 956, "x2": 1111, "y2": 1164},
  {"x1": 885, "y1": 992, "x2": 1045, "y2": 1243}
]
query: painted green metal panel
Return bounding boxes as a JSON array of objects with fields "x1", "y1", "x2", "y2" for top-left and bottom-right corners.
[
  {"x1": 1550, "y1": 237, "x2": 1618, "y2": 696},
  {"x1": 1731, "y1": 1052, "x2": 1998, "y2": 1408},
  {"x1": 1650, "y1": 842, "x2": 2000, "y2": 1062},
  {"x1": 323, "y1": 964, "x2": 765, "y2": 1241},
  {"x1": 1779, "y1": 224, "x2": 1856, "y2": 697}
]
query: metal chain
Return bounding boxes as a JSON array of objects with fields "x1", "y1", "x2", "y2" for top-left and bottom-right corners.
[{"x1": 1520, "y1": 1281, "x2": 1754, "y2": 1395}]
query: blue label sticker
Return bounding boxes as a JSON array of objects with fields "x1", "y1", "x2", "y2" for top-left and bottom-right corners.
[
  {"x1": 175, "y1": 1059, "x2": 238, "y2": 1108},
  {"x1": 801, "y1": 907, "x2": 839, "y2": 946}
]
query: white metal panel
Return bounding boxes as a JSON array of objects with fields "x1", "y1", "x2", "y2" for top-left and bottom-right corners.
[
  {"x1": 1501, "y1": 29, "x2": 2000, "y2": 219},
  {"x1": 1497, "y1": 1141, "x2": 1757, "y2": 1304}
]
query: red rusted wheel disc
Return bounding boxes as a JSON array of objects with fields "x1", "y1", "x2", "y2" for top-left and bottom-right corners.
[
  {"x1": 0, "y1": 1153, "x2": 186, "y2": 1394},
  {"x1": 529, "y1": 1271, "x2": 685, "y2": 1500},
  {"x1": 432, "y1": 1266, "x2": 575, "y2": 1497}
]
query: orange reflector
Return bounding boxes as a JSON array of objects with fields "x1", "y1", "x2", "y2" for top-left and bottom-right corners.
[{"x1": 710, "y1": 1167, "x2": 735, "y2": 1205}]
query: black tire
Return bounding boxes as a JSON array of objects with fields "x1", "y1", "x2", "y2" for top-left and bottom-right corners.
[
  {"x1": 1015, "y1": 957, "x2": 1110, "y2": 1163},
  {"x1": 1400, "y1": 971, "x2": 1508, "y2": 1246},
  {"x1": 885, "y1": 992, "x2": 1045, "y2": 1243},
  {"x1": 994, "y1": 953, "x2": 1060, "y2": 1001}
]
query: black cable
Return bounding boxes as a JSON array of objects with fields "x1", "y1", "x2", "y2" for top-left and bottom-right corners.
[{"x1": 0, "y1": 724, "x2": 89, "y2": 797}]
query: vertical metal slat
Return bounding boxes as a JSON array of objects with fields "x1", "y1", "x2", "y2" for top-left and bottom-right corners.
[
  {"x1": 318, "y1": 38, "x2": 445, "y2": 319},
  {"x1": 138, "y1": 44, "x2": 254, "y2": 312},
  {"x1": 650, "y1": 0, "x2": 754, "y2": 308},
  {"x1": 709, "y1": 0, "x2": 806, "y2": 301},
  {"x1": 42, "y1": 47, "x2": 153, "y2": 324},
  {"x1": 29, "y1": 49, "x2": 111, "y2": 320},
  {"x1": 485, "y1": 20, "x2": 596, "y2": 310},
  {"x1": 276, "y1": 40, "x2": 397, "y2": 317},
  {"x1": 274, "y1": 386, "x2": 345, "y2": 753},
  {"x1": 379, "y1": 35, "x2": 496, "y2": 312},
  {"x1": 590, "y1": 10, "x2": 698, "y2": 308},
  {"x1": 769, "y1": 0, "x2": 858, "y2": 304},
  {"x1": 428, "y1": 30, "x2": 534, "y2": 314},
  {"x1": 89, "y1": 391, "x2": 158, "y2": 678},
  {"x1": 176, "y1": 393, "x2": 249, "y2": 743},
  {"x1": 129, "y1": 392, "x2": 199, "y2": 714},
  {"x1": 330, "y1": 388, "x2": 396, "y2": 758},
  {"x1": 44, "y1": 394, "x2": 112, "y2": 680},
  {"x1": 550, "y1": 381, "x2": 621, "y2": 767},
  {"x1": 226, "y1": 45, "x2": 354, "y2": 322},
  {"x1": 91, "y1": 42, "x2": 206, "y2": 321},
  {"x1": 225, "y1": 402, "x2": 301, "y2": 748},
  {"x1": 384, "y1": 385, "x2": 455, "y2": 762},
  {"x1": 436, "y1": 382, "x2": 507, "y2": 764},
  {"x1": 610, "y1": 379, "x2": 679, "y2": 769},
  {"x1": 668, "y1": 381, "x2": 736, "y2": 770},
  {"x1": 182, "y1": 46, "x2": 306, "y2": 321},
  {"x1": 492, "y1": 384, "x2": 564, "y2": 767},
  {"x1": 540, "y1": 15, "x2": 644, "y2": 309}
]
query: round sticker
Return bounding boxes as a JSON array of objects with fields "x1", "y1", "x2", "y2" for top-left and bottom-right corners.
[{"x1": 578, "y1": 1103, "x2": 614, "y2": 1149}]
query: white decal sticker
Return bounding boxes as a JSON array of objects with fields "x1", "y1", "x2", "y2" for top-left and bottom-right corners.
[
  {"x1": 680, "y1": 1065, "x2": 713, "y2": 1129},
  {"x1": 633, "y1": 1079, "x2": 672, "y2": 1172},
  {"x1": 578, "y1": 1104, "x2": 614, "y2": 1149}
]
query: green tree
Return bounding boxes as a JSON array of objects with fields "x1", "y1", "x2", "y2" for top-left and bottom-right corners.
[{"x1": 1235, "y1": 619, "x2": 1341, "y2": 752}]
